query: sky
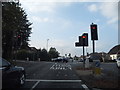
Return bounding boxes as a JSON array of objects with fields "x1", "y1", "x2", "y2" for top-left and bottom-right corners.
[{"x1": 20, "y1": 0, "x2": 119, "y2": 57}]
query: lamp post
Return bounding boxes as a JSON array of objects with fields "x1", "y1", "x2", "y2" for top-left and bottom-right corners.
[{"x1": 47, "y1": 39, "x2": 49, "y2": 51}]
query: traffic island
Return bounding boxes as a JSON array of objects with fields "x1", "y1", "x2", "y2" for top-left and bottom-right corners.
[
  {"x1": 75, "y1": 67, "x2": 93, "y2": 76},
  {"x1": 74, "y1": 67, "x2": 119, "y2": 89}
]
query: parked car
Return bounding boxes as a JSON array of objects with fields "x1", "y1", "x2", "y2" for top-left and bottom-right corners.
[
  {"x1": 78, "y1": 59, "x2": 83, "y2": 62},
  {"x1": 62, "y1": 58, "x2": 68, "y2": 63},
  {"x1": 116, "y1": 57, "x2": 120, "y2": 68},
  {"x1": 0, "y1": 58, "x2": 26, "y2": 88}
]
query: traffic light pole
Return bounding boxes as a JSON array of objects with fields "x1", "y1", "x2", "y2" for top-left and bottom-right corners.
[
  {"x1": 83, "y1": 45, "x2": 85, "y2": 62},
  {"x1": 83, "y1": 45, "x2": 85, "y2": 67},
  {"x1": 93, "y1": 40, "x2": 95, "y2": 54}
]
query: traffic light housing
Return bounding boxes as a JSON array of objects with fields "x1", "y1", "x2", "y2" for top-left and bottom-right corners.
[
  {"x1": 75, "y1": 33, "x2": 88, "y2": 47},
  {"x1": 90, "y1": 24, "x2": 98, "y2": 40},
  {"x1": 75, "y1": 42, "x2": 81, "y2": 47},
  {"x1": 80, "y1": 33, "x2": 88, "y2": 46}
]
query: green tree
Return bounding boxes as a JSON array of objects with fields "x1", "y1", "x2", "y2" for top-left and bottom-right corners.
[
  {"x1": 40, "y1": 48, "x2": 50, "y2": 61},
  {"x1": 49, "y1": 47, "x2": 59, "y2": 59},
  {"x1": 2, "y1": 2, "x2": 32, "y2": 60}
]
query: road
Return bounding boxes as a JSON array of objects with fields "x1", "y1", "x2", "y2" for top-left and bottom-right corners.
[{"x1": 15, "y1": 61, "x2": 89, "y2": 89}]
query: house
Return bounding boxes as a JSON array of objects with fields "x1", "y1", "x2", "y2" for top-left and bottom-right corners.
[
  {"x1": 108, "y1": 44, "x2": 120, "y2": 60},
  {"x1": 87, "y1": 52, "x2": 109, "y2": 62}
]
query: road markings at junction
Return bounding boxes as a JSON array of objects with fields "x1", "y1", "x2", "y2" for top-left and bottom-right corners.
[
  {"x1": 30, "y1": 80, "x2": 40, "y2": 90},
  {"x1": 50, "y1": 63, "x2": 72, "y2": 70},
  {"x1": 82, "y1": 84, "x2": 89, "y2": 90},
  {"x1": 27, "y1": 79, "x2": 89, "y2": 90}
]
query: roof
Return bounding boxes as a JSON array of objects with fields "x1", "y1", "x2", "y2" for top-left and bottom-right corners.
[
  {"x1": 30, "y1": 47, "x2": 37, "y2": 51},
  {"x1": 108, "y1": 44, "x2": 120, "y2": 54}
]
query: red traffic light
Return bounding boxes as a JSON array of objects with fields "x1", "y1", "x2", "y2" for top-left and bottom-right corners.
[
  {"x1": 90, "y1": 24, "x2": 98, "y2": 40},
  {"x1": 92, "y1": 26, "x2": 96, "y2": 29},
  {"x1": 82, "y1": 36, "x2": 86, "y2": 38}
]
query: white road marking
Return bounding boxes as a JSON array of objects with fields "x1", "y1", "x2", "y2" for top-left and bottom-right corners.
[
  {"x1": 30, "y1": 80, "x2": 40, "y2": 90},
  {"x1": 82, "y1": 84, "x2": 89, "y2": 90},
  {"x1": 26, "y1": 79, "x2": 82, "y2": 82},
  {"x1": 60, "y1": 67, "x2": 63, "y2": 70},
  {"x1": 50, "y1": 64, "x2": 55, "y2": 69},
  {"x1": 63, "y1": 67, "x2": 65, "y2": 70},
  {"x1": 50, "y1": 63, "x2": 72, "y2": 70}
]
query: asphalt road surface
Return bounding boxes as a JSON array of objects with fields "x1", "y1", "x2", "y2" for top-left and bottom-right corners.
[{"x1": 15, "y1": 61, "x2": 89, "y2": 90}]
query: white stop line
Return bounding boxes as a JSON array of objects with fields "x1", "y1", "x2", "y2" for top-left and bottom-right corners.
[
  {"x1": 26, "y1": 79, "x2": 90, "y2": 90},
  {"x1": 26, "y1": 79, "x2": 82, "y2": 82},
  {"x1": 26, "y1": 79, "x2": 82, "y2": 90}
]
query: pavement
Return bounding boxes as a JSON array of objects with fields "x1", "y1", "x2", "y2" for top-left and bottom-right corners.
[{"x1": 73, "y1": 62, "x2": 120, "y2": 90}]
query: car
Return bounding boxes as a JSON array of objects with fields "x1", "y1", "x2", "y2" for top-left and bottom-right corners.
[
  {"x1": 0, "y1": 58, "x2": 26, "y2": 88},
  {"x1": 116, "y1": 57, "x2": 120, "y2": 68},
  {"x1": 62, "y1": 58, "x2": 68, "y2": 63},
  {"x1": 78, "y1": 59, "x2": 84, "y2": 62}
]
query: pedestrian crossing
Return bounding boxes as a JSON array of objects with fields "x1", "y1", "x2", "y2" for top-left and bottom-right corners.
[{"x1": 50, "y1": 63, "x2": 72, "y2": 70}]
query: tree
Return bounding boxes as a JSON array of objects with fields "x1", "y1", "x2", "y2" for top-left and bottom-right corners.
[
  {"x1": 2, "y1": 2, "x2": 32, "y2": 60},
  {"x1": 49, "y1": 47, "x2": 59, "y2": 59},
  {"x1": 37, "y1": 48, "x2": 42, "y2": 59},
  {"x1": 40, "y1": 48, "x2": 50, "y2": 61}
]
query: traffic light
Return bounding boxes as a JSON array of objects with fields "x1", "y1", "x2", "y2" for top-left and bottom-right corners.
[
  {"x1": 90, "y1": 23, "x2": 98, "y2": 40},
  {"x1": 75, "y1": 42, "x2": 81, "y2": 47},
  {"x1": 75, "y1": 33, "x2": 88, "y2": 47},
  {"x1": 81, "y1": 33, "x2": 88, "y2": 46},
  {"x1": 78, "y1": 36, "x2": 83, "y2": 46}
]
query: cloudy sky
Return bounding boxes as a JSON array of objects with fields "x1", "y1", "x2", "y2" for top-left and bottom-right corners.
[{"x1": 20, "y1": 0, "x2": 119, "y2": 57}]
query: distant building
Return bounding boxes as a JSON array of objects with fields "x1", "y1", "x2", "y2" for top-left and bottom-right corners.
[
  {"x1": 108, "y1": 44, "x2": 120, "y2": 60},
  {"x1": 29, "y1": 47, "x2": 38, "y2": 52}
]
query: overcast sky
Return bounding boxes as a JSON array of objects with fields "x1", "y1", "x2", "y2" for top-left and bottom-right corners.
[{"x1": 20, "y1": 0, "x2": 119, "y2": 57}]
